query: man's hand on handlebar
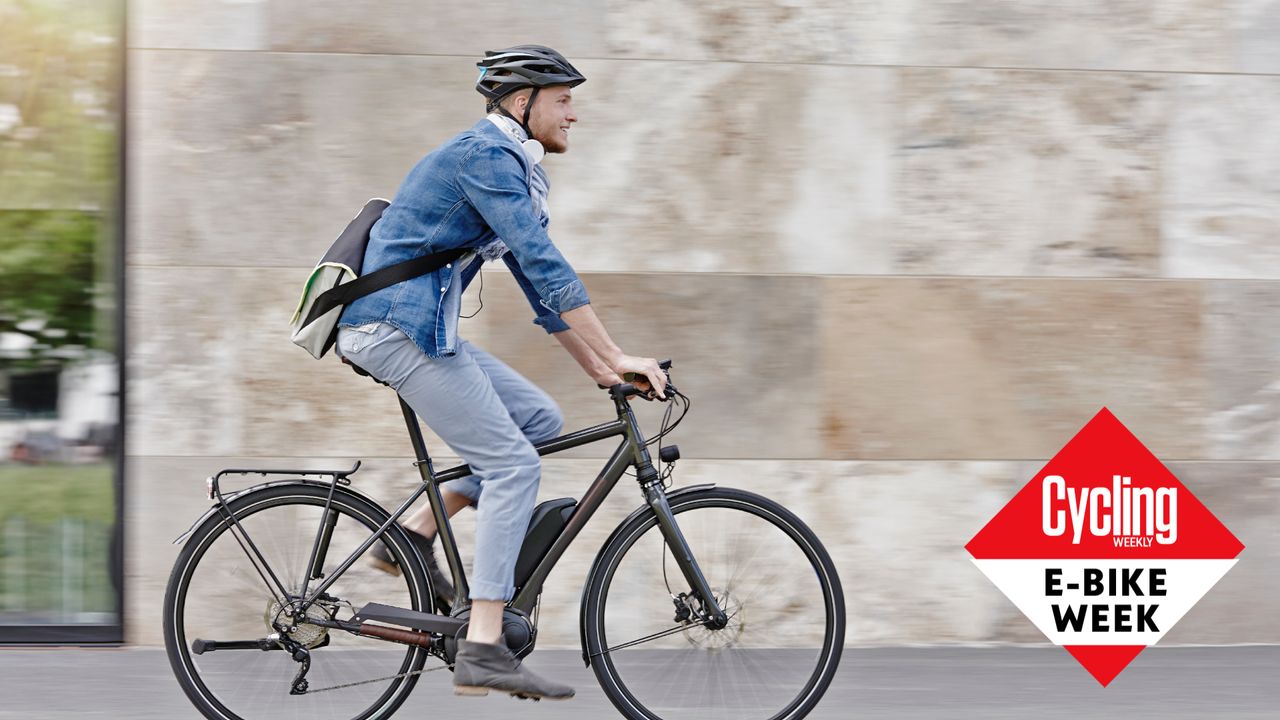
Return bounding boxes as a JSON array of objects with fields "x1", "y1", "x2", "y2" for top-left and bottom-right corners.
[
  {"x1": 611, "y1": 355, "x2": 667, "y2": 400},
  {"x1": 592, "y1": 369, "x2": 624, "y2": 387},
  {"x1": 624, "y1": 376, "x2": 665, "y2": 401}
]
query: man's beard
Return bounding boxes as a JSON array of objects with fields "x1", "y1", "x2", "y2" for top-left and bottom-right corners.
[{"x1": 540, "y1": 132, "x2": 568, "y2": 153}]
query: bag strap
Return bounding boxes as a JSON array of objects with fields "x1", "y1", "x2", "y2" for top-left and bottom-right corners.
[{"x1": 301, "y1": 247, "x2": 470, "y2": 328}]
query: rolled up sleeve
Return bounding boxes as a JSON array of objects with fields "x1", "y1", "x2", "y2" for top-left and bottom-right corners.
[
  {"x1": 456, "y1": 142, "x2": 590, "y2": 314},
  {"x1": 502, "y1": 252, "x2": 571, "y2": 334}
]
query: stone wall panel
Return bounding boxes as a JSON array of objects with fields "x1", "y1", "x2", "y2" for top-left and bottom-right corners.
[
  {"x1": 1162, "y1": 74, "x2": 1280, "y2": 279},
  {"x1": 895, "y1": 68, "x2": 1168, "y2": 277},
  {"x1": 820, "y1": 278, "x2": 1206, "y2": 459}
]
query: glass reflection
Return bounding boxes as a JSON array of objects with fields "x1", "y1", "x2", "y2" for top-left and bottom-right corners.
[{"x1": 0, "y1": 0, "x2": 122, "y2": 632}]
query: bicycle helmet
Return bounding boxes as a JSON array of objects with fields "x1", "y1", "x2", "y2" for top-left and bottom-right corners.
[{"x1": 476, "y1": 45, "x2": 586, "y2": 139}]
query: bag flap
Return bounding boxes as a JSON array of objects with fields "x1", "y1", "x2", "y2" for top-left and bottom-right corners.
[{"x1": 320, "y1": 198, "x2": 391, "y2": 273}]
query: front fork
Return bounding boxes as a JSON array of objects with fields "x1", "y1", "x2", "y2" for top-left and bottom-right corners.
[
  {"x1": 642, "y1": 482, "x2": 728, "y2": 628},
  {"x1": 616, "y1": 384, "x2": 728, "y2": 629}
]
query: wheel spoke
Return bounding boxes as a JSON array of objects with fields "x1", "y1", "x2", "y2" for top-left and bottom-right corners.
[
  {"x1": 165, "y1": 485, "x2": 429, "y2": 720},
  {"x1": 594, "y1": 619, "x2": 713, "y2": 656},
  {"x1": 587, "y1": 489, "x2": 844, "y2": 720}
]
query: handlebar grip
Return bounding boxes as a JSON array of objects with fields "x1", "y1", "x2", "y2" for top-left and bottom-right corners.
[{"x1": 596, "y1": 361, "x2": 674, "y2": 397}]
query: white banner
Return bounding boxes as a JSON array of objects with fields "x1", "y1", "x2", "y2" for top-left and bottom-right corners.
[{"x1": 971, "y1": 558, "x2": 1238, "y2": 645}]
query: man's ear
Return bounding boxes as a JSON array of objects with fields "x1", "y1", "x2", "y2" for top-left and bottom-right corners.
[{"x1": 507, "y1": 93, "x2": 528, "y2": 115}]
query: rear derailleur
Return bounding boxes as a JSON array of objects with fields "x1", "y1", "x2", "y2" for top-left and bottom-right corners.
[{"x1": 280, "y1": 636, "x2": 312, "y2": 695}]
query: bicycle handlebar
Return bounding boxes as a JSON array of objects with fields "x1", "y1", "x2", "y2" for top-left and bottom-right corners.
[{"x1": 599, "y1": 359, "x2": 674, "y2": 402}]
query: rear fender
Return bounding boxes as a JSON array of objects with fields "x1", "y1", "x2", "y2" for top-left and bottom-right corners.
[{"x1": 171, "y1": 478, "x2": 389, "y2": 546}]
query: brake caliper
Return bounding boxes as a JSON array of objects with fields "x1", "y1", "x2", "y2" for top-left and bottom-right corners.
[{"x1": 672, "y1": 592, "x2": 693, "y2": 623}]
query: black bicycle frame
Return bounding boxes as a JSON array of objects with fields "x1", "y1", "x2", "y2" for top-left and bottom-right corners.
[{"x1": 290, "y1": 386, "x2": 725, "y2": 626}]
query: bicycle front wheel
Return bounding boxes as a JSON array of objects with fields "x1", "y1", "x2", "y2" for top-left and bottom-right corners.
[
  {"x1": 163, "y1": 483, "x2": 433, "y2": 720},
  {"x1": 583, "y1": 486, "x2": 845, "y2": 720}
]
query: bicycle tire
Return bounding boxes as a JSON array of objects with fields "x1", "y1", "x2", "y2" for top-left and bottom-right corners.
[
  {"x1": 163, "y1": 482, "x2": 433, "y2": 720},
  {"x1": 582, "y1": 486, "x2": 845, "y2": 720}
]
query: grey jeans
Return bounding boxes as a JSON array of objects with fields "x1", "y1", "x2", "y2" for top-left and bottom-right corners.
[{"x1": 336, "y1": 322, "x2": 563, "y2": 601}]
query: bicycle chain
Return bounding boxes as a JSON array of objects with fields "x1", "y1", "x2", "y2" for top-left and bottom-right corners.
[{"x1": 304, "y1": 662, "x2": 453, "y2": 694}]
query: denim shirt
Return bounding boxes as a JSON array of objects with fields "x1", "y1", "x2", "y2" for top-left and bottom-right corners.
[{"x1": 338, "y1": 119, "x2": 587, "y2": 357}]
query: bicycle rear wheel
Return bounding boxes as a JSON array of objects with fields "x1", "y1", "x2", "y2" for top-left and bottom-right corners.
[
  {"x1": 583, "y1": 486, "x2": 844, "y2": 720},
  {"x1": 163, "y1": 483, "x2": 433, "y2": 720}
]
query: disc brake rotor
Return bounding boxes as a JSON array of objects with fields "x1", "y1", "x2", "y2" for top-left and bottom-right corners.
[{"x1": 684, "y1": 589, "x2": 744, "y2": 649}]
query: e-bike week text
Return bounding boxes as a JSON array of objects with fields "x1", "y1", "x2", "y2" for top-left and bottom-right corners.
[{"x1": 1042, "y1": 475, "x2": 1177, "y2": 546}]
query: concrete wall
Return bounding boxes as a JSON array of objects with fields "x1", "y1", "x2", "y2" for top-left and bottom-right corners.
[{"x1": 126, "y1": 2, "x2": 1280, "y2": 646}]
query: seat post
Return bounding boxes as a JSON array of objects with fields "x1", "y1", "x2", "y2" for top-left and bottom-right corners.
[
  {"x1": 397, "y1": 395, "x2": 470, "y2": 603},
  {"x1": 399, "y1": 395, "x2": 433, "y2": 468}
]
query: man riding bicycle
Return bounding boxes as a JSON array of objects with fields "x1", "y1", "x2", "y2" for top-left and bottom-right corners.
[{"x1": 335, "y1": 45, "x2": 667, "y2": 701}]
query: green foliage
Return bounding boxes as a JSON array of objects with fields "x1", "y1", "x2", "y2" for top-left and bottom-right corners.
[
  {"x1": 0, "y1": 463, "x2": 116, "y2": 617},
  {"x1": 0, "y1": 210, "x2": 100, "y2": 369},
  {"x1": 0, "y1": 1, "x2": 122, "y2": 371},
  {"x1": 0, "y1": 518, "x2": 116, "y2": 617},
  {"x1": 0, "y1": 463, "x2": 114, "y2": 523},
  {"x1": 0, "y1": 0, "x2": 122, "y2": 207}
]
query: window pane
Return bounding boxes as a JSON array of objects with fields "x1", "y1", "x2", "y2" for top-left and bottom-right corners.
[{"x1": 0, "y1": 0, "x2": 123, "y2": 635}]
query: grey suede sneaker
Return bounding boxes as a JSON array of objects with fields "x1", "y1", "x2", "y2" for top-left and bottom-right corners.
[
  {"x1": 453, "y1": 640, "x2": 575, "y2": 701},
  {"x1": 368, "y1": 527, "x2": 455, "y2": 611}
]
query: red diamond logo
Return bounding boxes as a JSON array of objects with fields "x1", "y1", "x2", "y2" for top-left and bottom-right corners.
[{"x1": 966, "y1": 408, "x2": 1243, "y2": 686}]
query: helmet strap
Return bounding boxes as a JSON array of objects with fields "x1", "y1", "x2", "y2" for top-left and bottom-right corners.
[
  {"x1": 520, "y1": 87, "x2": 540, "y2": 141},
  {"x1": 493, "y1": 86, "x2": 540, "y2": 141}
]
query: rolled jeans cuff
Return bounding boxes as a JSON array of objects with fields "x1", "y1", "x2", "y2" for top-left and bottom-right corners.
[
  {"x1": 468, "y1": 579, "x2": 514, "y2": 603},
  {"x1": 440, "y1": 476, "x2": 481, "y2": 502}
]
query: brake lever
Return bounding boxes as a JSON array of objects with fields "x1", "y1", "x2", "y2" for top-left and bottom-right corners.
[{"x1": 641, "y1": 382, "x2": 680, "y2": 403}]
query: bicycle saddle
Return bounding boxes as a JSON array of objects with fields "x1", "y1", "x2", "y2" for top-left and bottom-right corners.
[{"x1": 341, "y1": 357, "x2": 390, "y2": 387}]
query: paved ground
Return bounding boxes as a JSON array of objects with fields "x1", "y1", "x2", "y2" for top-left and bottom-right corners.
[{"x1": 0, "y1": 646, "x2": 1274, "y2": 719}]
